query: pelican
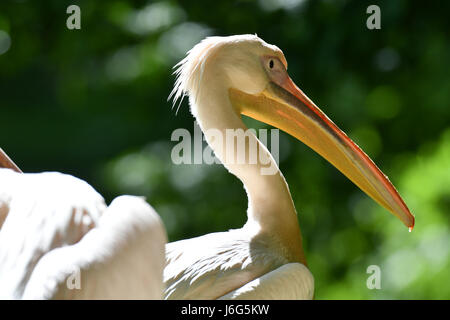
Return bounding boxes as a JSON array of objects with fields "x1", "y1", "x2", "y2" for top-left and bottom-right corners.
[
  {"x1": 0, "y1": 149, "x2": 167, "y2": 299},
  {"x1": 0, "y1": 34, "x2": 415, "y2": 300},
  {"x1": 164, "y1": 34, "x2": 414, "y2": 299}
]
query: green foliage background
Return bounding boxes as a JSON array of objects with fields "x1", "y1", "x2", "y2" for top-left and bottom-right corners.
[{"x1": 0, "y1": 0, "x2": 449, "y2": 299}]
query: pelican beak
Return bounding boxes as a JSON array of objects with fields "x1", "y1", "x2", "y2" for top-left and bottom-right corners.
[
  {"x1": 229, "y1": 76, "x2": 415, "y2": 230},
  {"x1": 0, "y1": 148, "x2": 22, "y2": 173}
]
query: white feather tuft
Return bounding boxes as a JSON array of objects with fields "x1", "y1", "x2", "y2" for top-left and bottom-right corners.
[
  {"x1": 168, "y1": 37, "x2": 220, "y2": 113},
  {"x1": 168, "y1": 34, "x2": 261, "y2": 114}
]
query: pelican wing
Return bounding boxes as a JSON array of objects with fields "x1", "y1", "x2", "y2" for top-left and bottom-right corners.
[
  {"x1": 23, "y1": 196, "x2": 166, "y2": 299},
  {"x1": 164, "y1": 229, "x2": 293, "y2": 300},
  {"x1": 0, "y1": 169, "x2": 105, "y2": 298},
  {"x1": 0, "y1": 169, "x2": 166, "y2": 299},
  {"x1": 218, "y1": 263, "x2": 314, "y2": 300}
]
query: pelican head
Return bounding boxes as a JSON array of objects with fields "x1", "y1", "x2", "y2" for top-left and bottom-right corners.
[{"x1": 171, "y1": 34, "x2": 414, "y2": 230}]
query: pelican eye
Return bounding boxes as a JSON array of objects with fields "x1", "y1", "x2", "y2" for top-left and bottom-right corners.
[{"x1": 269, "y1": 59, "x2": 274, "y2": 69}]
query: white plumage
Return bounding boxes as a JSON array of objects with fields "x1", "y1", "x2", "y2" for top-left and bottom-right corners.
[
  {"x1": 165, "y1": 227, "x2": 313, "y2": 299},
  {"x1": 0, "y1": 169, "x2": 166, "y2": 299}
]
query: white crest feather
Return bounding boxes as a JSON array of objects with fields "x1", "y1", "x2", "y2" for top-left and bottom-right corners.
[
  {"x1": 168, "y1": 37, "x2": 220, "y2": 114},
  {"x1": 168, "y1": 34, "x2": 261, "y2": 114}
]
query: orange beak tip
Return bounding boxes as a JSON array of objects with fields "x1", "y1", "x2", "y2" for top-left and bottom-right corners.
[{"x1": 408, "y1": 216, "x2": 415, "y2": 232}]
